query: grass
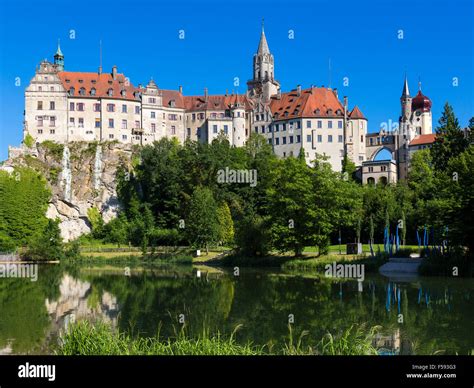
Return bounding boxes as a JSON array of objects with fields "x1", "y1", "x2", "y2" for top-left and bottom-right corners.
[
  {"x1": 56, "y1": 321, "x2": 380, "y2": 356},
  {"x1": 282, "y1": 252, "x2": 389, "y2": 273}
]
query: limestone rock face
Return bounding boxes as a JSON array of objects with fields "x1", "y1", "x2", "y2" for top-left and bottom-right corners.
[{"x1": 7, "y1": 142, "x2": 135, "y2": 241}]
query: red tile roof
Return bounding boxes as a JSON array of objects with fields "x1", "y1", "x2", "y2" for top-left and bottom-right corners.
[
  {"x1": 409, "y1": 133, "x2": 436, "y2": 146},
  {"x1": 183, "y1": 94, "x2": 253, "y2": 111},
  {"x1": 269, "y1": 87, "x2": 344, "y2": 120},
  {"x1": 349, "y1": 105, "x2": 366, "y2": 119},
  {"x1": 58, "y1": 71, "x2": 140, "y2": 101}
]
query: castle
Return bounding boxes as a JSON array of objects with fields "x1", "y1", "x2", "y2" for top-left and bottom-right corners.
[{"x1": 20, "y1": 24, "x2": 434, "y2": 180}]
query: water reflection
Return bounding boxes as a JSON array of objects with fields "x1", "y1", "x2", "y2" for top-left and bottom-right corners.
[{"x1": 0, "y1": 264, "x2": 472, "y2": 355}]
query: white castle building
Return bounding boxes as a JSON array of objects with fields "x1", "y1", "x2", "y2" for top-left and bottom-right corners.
[{"x1": 22, "y1": 25, "x2": 370, "y2": 173}]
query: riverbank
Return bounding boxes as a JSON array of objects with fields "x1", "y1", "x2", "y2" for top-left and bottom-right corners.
[{"x1": 57, "y1": 321, "x2": 379, "y2": 356}]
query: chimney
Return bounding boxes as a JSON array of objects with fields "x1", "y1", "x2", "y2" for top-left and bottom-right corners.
[
  {"x1": 98, "y1": 65, "x2": 102, "y2": 75},
  {"x1": 333, "y1": 88, "x2": 338, "y2": 98},
  {"x1": 204, "y1": 87, "x2": 208, "y2": 101},
  {"x1": 112, "y1": 65, "x2": 117, "y2": 80},
  {"x1": 297, "y1": 84, "x2": 301, "y2": 96},
  {"x1": 343, "y1": 96, "x2": 348, "y2": 110},
  {"x1": 179, "y1": 85, "x2": 183, "y2": 94}
]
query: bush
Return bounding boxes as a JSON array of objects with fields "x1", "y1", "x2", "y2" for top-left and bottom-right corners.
[
  {"x1": 22, "y1": 219, "x2": 65, "y2": 261},
  {"x1": 234, "y1": 214, "x2": 271, "y2": 257},
  {"x1": 419, "y1": 247, "x2": 472, "y2": 277}
]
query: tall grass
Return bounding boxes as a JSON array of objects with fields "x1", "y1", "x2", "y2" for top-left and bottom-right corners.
[{"x1": 57, "y1": 321, "x2": 380, "y2": 356}]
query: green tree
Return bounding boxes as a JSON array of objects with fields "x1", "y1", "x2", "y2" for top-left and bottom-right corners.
[
  {"x1": 431, "y1": 103, "x2": 469, "y2": 171},
  {"x1": 186, "y1": 187, "x2": 219, "y2": 253},
  {"x1": 217, "y1": 202, "x2": 234, "y2": 246},
  {"x1": 24, "y1": 219, "x2": 64, "y2": 261}
]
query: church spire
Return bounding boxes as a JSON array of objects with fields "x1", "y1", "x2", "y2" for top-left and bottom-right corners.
[
  {"x1": 401, "y1": 74, "x2": 410, "y2": 97},
  {"x1": 54, "y1": 39, "x2": 64, "y2": 71},
  {"x1": 257, "y1": 18, "x2": 270, "y2": 54}
]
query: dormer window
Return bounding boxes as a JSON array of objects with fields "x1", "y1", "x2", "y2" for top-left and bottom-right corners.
[
  {"x1": 65, "y1": 79, "x2": 70, "y2": 83},
  {"x1": 169, "y1": 100, "x2": 176, "y2": 107},
  {"x1": 68, "y1": 87, "x2": 75, "y2": 96},
  {"x1": 314, "y1": 108, "x2": 320, "y2": 115},
  {"x1": 121, "y1": 89, "x2": 126, "y2": 97},
  {"x1": 108, "y1": 88, "x2": 113, "y2": 96},
  {"x1": 78, "y1": 79, "x2": 84, "y2": 83},
  {"x1": 336, "y1": 109, "x2": 342, "y2": 115},
  {"x1": 79, "y1": 87, "x2": 86, "y2": 96},
  {"x1": 91, "y1": 80, "x2": 97, "y2": 84},
  {"x1": 327, "y1": 109, "x2": 333, "y2": 115},
  {"x1": 108, "y1": 80, "x2": 113, "y2": 85},
  {"x1": 90, "y1": 88, "x2": 96, "y2": 96}
]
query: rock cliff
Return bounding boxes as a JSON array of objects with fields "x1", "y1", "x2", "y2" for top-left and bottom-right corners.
[{"x1": 5, "y1": 141, "x2": 136, "y2": 241}]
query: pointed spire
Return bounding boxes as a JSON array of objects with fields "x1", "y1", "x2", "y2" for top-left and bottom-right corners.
[
  {"x1": 257, "y1": 19, "x2": 270, "y2": 54},
  {"x1": 55, "y1": 39, "x2": 63, "y2": 57},
  {"x1": 418, "y1": 76, "x2": 422, "y2": 92},
  {"x1": 401, "y1": 74, "x2": 410, "y2": 98}
]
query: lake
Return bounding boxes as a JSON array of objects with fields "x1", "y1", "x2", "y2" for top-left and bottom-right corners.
[{"x1": 0, "y1": 262, "x2": 473, "y2": 355}]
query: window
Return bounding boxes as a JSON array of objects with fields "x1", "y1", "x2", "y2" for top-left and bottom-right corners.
[
  {"x1": 224, "y1": 125, "x2": 228, "y2": 134},
  {"x1": 135, "y1": 106, "x2": 140, "y2": 114},
  {"x1": 50, "y1": 117, "x2": 55, "y2": 127},
  {"x1": 148, "y1": 97, "x2": 156, "y2": 104},
  {"x1": 317, "y1": 120, "x2": 322, "y2": 128},
  {"x1": 306, "y1": 120, "x2": 311, "y2": 128},
  {"x1": 328, "y1": 121, "x2": 333, "y2": 129},
  {"x1": 122, "y1": 135, "x2": 127, "y2": 140},
  {"x1": 38, "y1": 86, "x2": 42, "y2": 92},
  {"x1": 151, "y1": 112, "x2": 156, "y2": 119},
  {"x1": 282, "y1": 137, "x2": 287, "y2": 144},
  {"x1": 37, "y1": 101, "x2": 43, "y2": 110},
  {"x1": 77, "y1": 103, "x2": 84, "y2": 112},
  {"x1": 289, "y1": 136, "x2": 294, "y2": 144},
  {"x1": 192, "y1": 113, "x2": 196, "y2": 121},
  {"x1": 338, "y1": 135, "x2": 343, "y2": 143},
  {"x1": 122, "y1": 104, "x2": 127, "y2": 113},
  {"x1": 328, "y1": 135, "x2": 333, "y2": 142},
  {"x1": 282, "y1": 123, "x2": 286, "y2": 131},
  {"x1": 318, "y1": 135, "x2": 322, "y2": 142},
  {"x1": 50, "y1": 129, "x2": 55, "y2": 134},
  {"x1": 37, "y1": 117, "x2": 43, "y2": 126},
  {"x1": 361, "y1": 135, "x2": 364, "y2": 142},
  {"x1": 93, "y1": 103, "x2": 100, "y2": 112},
  {"x1": 108, "y1": 119, "x2": 114, "y2": 128},
  {"x1": 171, "y1": 126, "x2": 176, "y2": 135},
  {"x1": 91, "y1": 88, "x2": 96, "y2": 96},
  {"x1": 50, "y1": 86, "x2": 54, "y2": 92},
  {"x1": 50, "y1": 101, "x2": 55, "y2": 110},
  {"x1": 78, "y1": 118, "x2": 84, "y2": 128},
  {"x1": 297, "y1": 121, "x2": 301, "y2": 129},
  {"x1": 135, "y1": 121, "x2": 140, "y2": 129},
  {"x1": 187, "y1": 128, "x2": 191, "y2": 138},
  {"x1": 107, "y1": 88, "x2": 113, "y2": 96},
  {"x1": 168, "y1": 114, "x2": 178, "y2": 121},
  {"x1": 122, "y1": 120, "x2": 127, "y2": 129},
  {"x1": 261, "y1": 125, "x2": 265, "y2": 133},
  {"x1": 79, "y1": 87, "x2": 86, "y2": 96},
  {"x1": 151, "y1": 123, "x2": 156, "y2": 132},
  {"x1": 307, "y1": 134, "x2": 312, "y2": 142},
  {"x1": 109, "y1": 134, "x2": 114, "y2": 139},
  {"x1": 95, "y1": 119, "x2": 101, "y2": 128},
  {"x1": 37, "y1": 129, "x2": 43, "y2": 134},
  {"x1": 368, "y1": 166, "x2": 374, "y2": 172},
  {"x1": 107, "y1": 104, "x2": 115, "y2": 112},
  {"x1": 338, "y1": 120, "x2": 343, "y2": 129},
  {"x1": 296, "y1": 135, "x2": 301, "y2": 143},
  {"x1": 213, "y1": 125, "x2": 218, "y2": 134},
  {"x1": 69, "y1": 118, "x2": 74, "y2": 126},
  {"x1": 275, "y1": 138, "x2": 280, "y2": 145}
]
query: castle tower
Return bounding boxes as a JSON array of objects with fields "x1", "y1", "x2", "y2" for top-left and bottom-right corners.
[
  {"x1": 247, "y1": 20, "x2": 280, "y2": 102},
  {"x1": 231, "y1": 95, "x2": 246, "y2": 147},
  {"x1": 54, "y1": 41, "x2": 64, "y2": 72}
]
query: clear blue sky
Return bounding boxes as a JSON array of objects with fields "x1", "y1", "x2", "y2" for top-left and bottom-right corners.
[{"x1": 0, "y1": 0, "x2": 472, "y2": 161}]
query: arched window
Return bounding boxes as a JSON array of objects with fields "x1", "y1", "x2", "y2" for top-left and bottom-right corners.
[
  {"x1": 367, "y1": 177, "x2": 375, "y2": 185},
  {"x1": 108, "y1": 88, "x2": 113, "y2": 96},
  {"x1": 79, "y1": 87, "x2": 86, "y2": 96},
  {"x1": 379, "y1": 176, "x2": 388, "y2": 185},
  {"x1": 121, "y1": 89, "x2": 126, "y2": 97},
  {"x1": 68, "y1": 87, "x2": 75, "y2": 96},
  {"x1": 90, "y1": 88, "x2": 96, "y2": 96}
]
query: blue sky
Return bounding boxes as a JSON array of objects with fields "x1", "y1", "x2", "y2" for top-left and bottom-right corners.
[{"x1": 0, "y1": 0, "x2": 472, "y2": 161}]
